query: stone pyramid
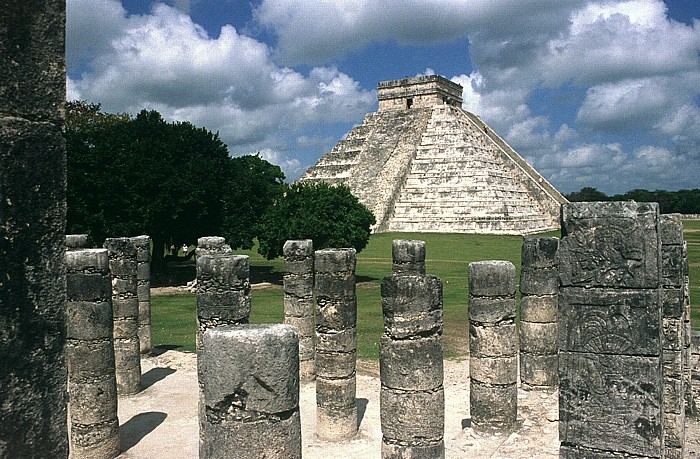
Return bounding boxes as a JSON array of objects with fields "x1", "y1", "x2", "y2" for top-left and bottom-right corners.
[{"x1": 300, "y1": 75, "x2": 567, "y2": 234}]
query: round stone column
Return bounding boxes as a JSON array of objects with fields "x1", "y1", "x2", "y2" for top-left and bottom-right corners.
[
  {"x1": 130, "y1": 235, "x2": 152, "y2": 355},
  {"x1": 392, "y1": 239, "x2": 426, "y2": 275},
  {"x1": 198, "y1": 324, "x2": 301, "y2": 458},
  {"x1": 519, "y1": 237, "x2": 559, "y2": 388},
  {"x1": 104, "y1": 237, "x2": 141, "y2": 395},
  {"x1": 380, "y1": 271, "x2": 444, "y2": 458},
  {"x1": 314, "y1": 248, "x2": 358, "y2": 441},
  {"x1": 66, "y1": 248, "x2": 120, "y2": 458},
  {"x1": 468, "y1": 260, "x2": 517, "y2": 432},
  {"x1": 283, "y1": 239, "x2": 315, "y2": 381}
]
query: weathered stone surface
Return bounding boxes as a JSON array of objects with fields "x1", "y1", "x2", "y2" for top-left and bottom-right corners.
[
  {"x1": 468, "y1": 261, "x2": 516, "y2": 297},
  {"x1": 198, "y1": 324, "x2": 301, "y2": 459},
  {"x1": 521, "y1": 237, "x2": 559, "y2": 268},
  {"x1": 381, "y1": 439, "x2": 445, "y2": 459},
  {"x1": 300, "y1": 76, "x2": 565, "y2": 235},
  {"x1": 519, "y1": 267, "x2": 558, "y2": 295},
  {"x1": 520, "y1": 353, "x2": 558, "y2": 387},
  {"x1": 0, "y1": 3, "x2": 68, "y2": 456},
  {"x1": 519, "y1": 295, "x2": 558, "y2": 323},
  {"x1": 559, "y1": 352, "x2": 663, "y2": 457},
  {"x1": 392, "y1": 239, "x2": 426, "y2": 275},
  {"x1": 470, "y1": 380, "x2": 517, "y2": 433},
  {"x1": 558, "y1": 287, "x2": 660, "y2": 356},
  {"x1": 380, "y1": 387, "x2": 444, "y2": 441},
  {"x1": 468, "y1": 297, "x2": 516, "y2": 324},
  {"x1": 380, "y1": 264, "x2": 444, "y2": 458},
  {"x1": 380, "y1": 335, "x2": 443, "y2": 390},
  {"x1": 196, "y1": 236, "x2": 231, "y2": 255},
  {"x1": 65, "y1": 248, "x2": 119, "y2": 459},
  {"x1": 66, "y1": 233, "x2": 89, "y2": 249},
  {"x1": 469, "y1": 259, "x2": 517, "y2": 433},
  {"x1": 558, "y1": 201, "x2": 660, "y2": 289},
  {"x1": 381, "y1": 274, "x2": 443, "y2": 338},
  {"x1": 314, "y1": 247, "x2": 358, "y2": 441},
  {"x1": 104, "y1": 237, "x2": 141, "y2": 396},
  {"x1": 469, "y1": 323, "x2": 517, "y2": 358},
  {"x1": 470, "y1": 356, "x2": 518, "y2": 385},
  {"x1": 520, "y1": 322, "x2": 557, "y2": 354}
]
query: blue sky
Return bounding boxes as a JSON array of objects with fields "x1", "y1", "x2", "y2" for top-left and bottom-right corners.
[{"x1": 67, "y1": 0, "x2": 700, "y2": 194}]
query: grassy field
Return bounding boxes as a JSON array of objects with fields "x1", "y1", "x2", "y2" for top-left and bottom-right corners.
[{"x1": 152, "y1": 223, "x2": 700, "y2": 358}]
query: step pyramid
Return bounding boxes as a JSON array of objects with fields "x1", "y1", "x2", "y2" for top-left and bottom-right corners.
[{"x1": 300, "y1": 75, "x2": 567, "y2": 235}]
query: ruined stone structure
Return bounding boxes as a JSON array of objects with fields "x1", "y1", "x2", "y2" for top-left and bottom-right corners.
[
  {"x1": 283, "y1": 240, "x2": 316, "y2": 381},
  {"x1": 660, "y1": 214, "x2": 689, "y2": 457},
  {"x1": 300, "y1": 75, "x2": 566, "y2": 234},
  {"x1": 0, "y1": 2, "x2": 69, "y2": 455},
  {"x1": 314, "y1": 248, "x2": 358, "y2": 441},
  {"x1": 66, "y1": 234, "x2": 90, "y2": 249},
  {"x1": 130, "y1": 235, "x2": 152, "y2": 355},
  {"x1": 196, "y1": 236, "x2": 232, "y2": 256},
  {"x1": 65, "y1": 249, "x2": 120, "y2": 459},
  {"x1": 519, "y1": 237, "x2": 559, "y2": 388},
  {"x1": 195, "y1": 252, "x2": 251, "y2": 350},
  {"x1": 198, "y1": 324, "x2": 301, "y2": 458},
  {"x1": 557, "y1": 202, "x2": 664, "y2": 458},
  {"x1": 380, "y1": 240, "x2": 444, "y2": 458},
  {"x1": 468, "y1": 261, "x2": 518, "y2": 432},
  {"x1": 104, "y1": 237, "x2": 142, "y2": 395}
]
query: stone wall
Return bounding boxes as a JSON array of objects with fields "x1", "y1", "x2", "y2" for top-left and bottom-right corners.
[{"x1": 0, "y1": 1, "x2": 68, "y2": 455}]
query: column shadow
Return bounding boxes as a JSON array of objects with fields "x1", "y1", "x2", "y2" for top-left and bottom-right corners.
[
  {"x1": 357, "y1": 398, "x2": 369, "y2": 428},
  {"x1": 119, "y1": 411, "x2": 167, "y2": 453},
  {"x1": 140, "y1": 367, "x2": 177, "y2": 390}
]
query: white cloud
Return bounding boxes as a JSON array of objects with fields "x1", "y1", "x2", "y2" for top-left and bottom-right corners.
[
  {"x1": 67, "y1": 0, "x2": 375, "y2": 178},
  {"x1": 257, "y1": 148, "x2": 309, "y2": 180}
]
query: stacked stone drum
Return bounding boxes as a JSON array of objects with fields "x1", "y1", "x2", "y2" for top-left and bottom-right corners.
[
  {"x1": 380, "y1": 240, "x2": 445, "y2": 458},
  {"x1": 468, "y1": 260, "x2": 518, "y2": 432}
]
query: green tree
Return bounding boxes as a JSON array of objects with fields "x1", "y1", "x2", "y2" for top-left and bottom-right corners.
[
  {"x1": 257, "y1": 182, "x2": 376, "y2": 260},
  {"x1": 222, "y1": 154, "x2": 285, "y2": 250},
  {"x1": 65, "y1": 102, "x2": 230, "y2": 270},
  {"x1": 565, "y1": 187, "x2": 609, "y2": 202}
]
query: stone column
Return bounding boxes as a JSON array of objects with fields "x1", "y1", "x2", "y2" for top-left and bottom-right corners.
[
  {"x1": 65, "y1": 249, "x2": 119, "y2": 459},
  {"x1": 196, "y1": 236, "x2": 232, "y2": 256},
  {"x1": 195, "y1": 253, "x2": 251, "y2": 349},
  {"x1": 380, "y1": 269, "x2": 444, "y2": 458},
  {"x1": 557, "y1": 202, "x2": 663, "y2": 458},
  {"x1": 104, "y1": 237, "x2": 141, "y2": 395},
  {"x1": 198, "y1": 324, "x2": 301, "y2": 458},
  {"x1": 519, "y1": 237, "x2": 559, "y2": 388},
  {"x1": 283, "y1": 240, "x2": 315, "y2": 381},
  {"x1": 468, "y1": 261, "x2": 518, "y2": 432},
  {"x1": 660, "y1": 213, "x2": 688, "y2": 456},
  {"x1": 392, "y1": 239, "x2": 426, "y2": 275},
  {"x1": 0, "y1": 1, "x2": 68, "y2": 455},
  {"x1": 66, "y1": 234, "x2": 89, "y2": 249},
  {"x1": 130, "y1": 236, "x2": 152, "y2": 355},
  {"x1": 314, "y1": 248, "x2": 358, "y2": 440}
]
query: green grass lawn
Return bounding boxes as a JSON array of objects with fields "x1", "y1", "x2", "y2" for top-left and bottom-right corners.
[{"x1": 152, "y1": 224, "x2": 700, "y2": 358}]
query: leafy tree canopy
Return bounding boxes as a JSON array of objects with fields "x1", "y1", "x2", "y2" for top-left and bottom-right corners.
[
  {"x1": 565, "y1": 187, "x2": 700, "y2": 214},
  {"x1": 64, "y1": 101, "x2": 284, "y2": 269},
  {"x1": 257, "y1": 182, "x2": 376, "y2": 260}
]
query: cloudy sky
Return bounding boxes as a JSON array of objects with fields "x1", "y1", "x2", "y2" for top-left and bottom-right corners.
[{"x1": 67, "y1": 0, "x2": 700, "y2": 194}]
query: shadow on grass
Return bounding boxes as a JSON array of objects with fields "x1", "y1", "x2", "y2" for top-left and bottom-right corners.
[
  {"x1": 119, "y1": 411, "x2": 168, "y2": 453},
  {"x1": 250, "y1": 265, "x2": 283, "y2": 285}
]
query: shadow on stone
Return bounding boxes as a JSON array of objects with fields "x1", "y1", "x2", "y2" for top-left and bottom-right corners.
[
  {"x1": 119, "y1": 411, "x2": 167, "y2": 453},
  {"x1": 141, "y1": 367, "x2": 177, "y2": 390},
  {"x1": 151, "y1": 344, "x2": 182, "y2": 356},
  {"x1": 357, "y1": 398, "x2": 369, "y2": 428},
  {"x1": 461, "y1": 418, "x2": 471, "y2": 429}
]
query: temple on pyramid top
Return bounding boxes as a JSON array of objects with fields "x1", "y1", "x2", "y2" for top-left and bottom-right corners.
[
  {"x1": 378, "y1": 75, "x2": 463, "y2": 111},
  {"x1": 300, "y1": 75, "x2": 567, "y2": 235}
]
